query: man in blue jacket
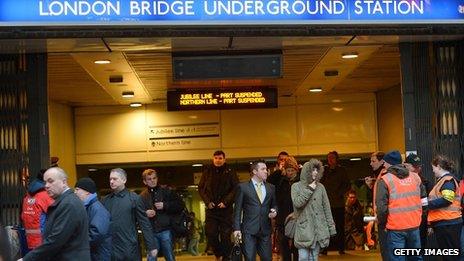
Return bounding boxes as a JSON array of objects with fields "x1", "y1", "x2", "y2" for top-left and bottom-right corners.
[{"x1": 75, "y1": 177, "x2": 112, "y2": 261}]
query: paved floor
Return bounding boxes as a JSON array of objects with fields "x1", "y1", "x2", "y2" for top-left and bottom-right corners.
[{"x1": 156, "y1": 250, "x2": 381, "y2": 260}]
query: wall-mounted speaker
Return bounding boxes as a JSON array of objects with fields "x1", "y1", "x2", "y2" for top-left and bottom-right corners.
[{"x1": 173, "y1": 52, "x2": 282, "y2": 80}]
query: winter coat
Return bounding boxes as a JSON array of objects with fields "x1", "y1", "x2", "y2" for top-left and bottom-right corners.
[
  {"x1": 139, "y1": 185, "x2": 184, "y2": 233},
  {"x1": 199, "y1": 163, "x2": 239, "y2": 215},
  {"x1": 21, "y1": 179, "x2": 54, "y2": 249},
  {"x1": 84, "y1": 194, "x2": 112, "y2": 261},
  {"x1": 291, "y1": 159, "x2": 336, "y2": 249},
  {"x1": 320, "y1": 165, "x2": 350, "y2": 208},
  {"x1": 23, "y1": 189, "x2": 91, "y2": 261},
  {"x1": 267, "y1": 170, "x2": 300, "y2": 226},
  {"x1": 102, "y1": 189, "x2": 156, "y2": 261}
]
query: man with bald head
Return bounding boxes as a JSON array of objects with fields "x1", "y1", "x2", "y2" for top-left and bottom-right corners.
[
  {"x1": 19, "y1": 167, "x2": 90, "y2": 261},
  {"x1": 102, "y1": 168, "x2": 158, "y2": 261}
]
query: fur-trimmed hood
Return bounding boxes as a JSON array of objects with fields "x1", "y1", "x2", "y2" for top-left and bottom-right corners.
[
  {"x1": 300, "y1": 158, "x2": 324, "y2": 184},
  {"x1": 387, "y1": 164, "x2": 410, "y2": 179}
]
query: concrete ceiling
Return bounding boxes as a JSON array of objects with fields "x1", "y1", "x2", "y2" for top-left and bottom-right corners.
[{"x1": 9, "y1": 35, "x2": 457, "y2": 107}]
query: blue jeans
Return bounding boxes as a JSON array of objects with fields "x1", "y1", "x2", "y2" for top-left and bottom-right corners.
[
  {"x1": 148, "y1": 230, "x2": 176, "y2": 261},
  {"x1": 387, "y1": 229, "x2": 422, "y2": 261},
  {"x1": 298, "y1": 243, "x2": 320, "y2": 261}
]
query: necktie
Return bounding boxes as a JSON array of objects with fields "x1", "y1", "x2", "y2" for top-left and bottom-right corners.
[{"x1": 256, "y1": 182, "x2": 263, "y2": 203}]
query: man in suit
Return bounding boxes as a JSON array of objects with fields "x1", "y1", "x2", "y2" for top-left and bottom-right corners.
[{"x1": 233, "y1": 160, "x2": 277, "y2": 261}]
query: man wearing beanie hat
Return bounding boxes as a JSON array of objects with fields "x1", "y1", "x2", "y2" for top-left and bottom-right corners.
[
  {"x1": 375, "y1": 150, "x2": 427, "y2": 261},
  {"x1": 75, "y1": 177, "x2": 112, "y2": 261}
]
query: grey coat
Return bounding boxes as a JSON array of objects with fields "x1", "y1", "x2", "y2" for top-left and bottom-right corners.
[
  {"x1": 291, "y1": 159, "x2": 336, "y2": 249},
  {"x1": 23, "y1": 189, "x2": 90, "y2": 261}
]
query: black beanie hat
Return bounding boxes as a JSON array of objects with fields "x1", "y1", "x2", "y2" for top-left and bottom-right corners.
[{"x1": 75, "y1": 177, "x2": 97, "y2": 194}]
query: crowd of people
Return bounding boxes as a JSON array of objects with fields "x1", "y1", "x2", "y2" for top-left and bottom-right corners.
[{"x1": 9, "y1": 149, "x2": 464, "y2": 261}]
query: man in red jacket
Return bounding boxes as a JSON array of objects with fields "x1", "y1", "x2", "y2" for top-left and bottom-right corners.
[{"x1": 21, "y1": 169, "x2": 54, "y2": 252}]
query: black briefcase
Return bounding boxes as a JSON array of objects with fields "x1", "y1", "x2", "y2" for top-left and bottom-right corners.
[{"x1": 230, "y1": 234, "x2": 243, "y2": 261}]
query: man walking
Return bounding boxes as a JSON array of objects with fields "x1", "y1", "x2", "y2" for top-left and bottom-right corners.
[
  {"x1": 199, "y1": 150, "x2": 239, "y2": 261},
  {"x1": 376, "y1": 153, "x2": 425, "y2": 261},
  {"x1": 233, "y1": 160, "x2": 277, "y2": 261},
  {"x1": 140, "y1": 169, "x2": 184, "y2": 261},
  {"x1": 75, "y1": 177, "x2": 112, "y2": 261},
  {"x1": 102, "y1": 168, "x2": 157, "y2": 261},
  {"x1": 20, "y1": 167, "x2": 90, "y2": 261}
]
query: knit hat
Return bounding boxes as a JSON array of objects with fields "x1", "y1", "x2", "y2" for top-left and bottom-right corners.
[
  {"x1": 383, "y1": 150, "x2": 402, "y2": 165},
  {"x1": 75, "y1": 177, "x2": 97, "y2": 194},
  {"x1": 283, "y1": 156, "x2": 299, "y2": 170},
  {"x1": 405, "y1": 153, "x2": 421, "y2": 166}
]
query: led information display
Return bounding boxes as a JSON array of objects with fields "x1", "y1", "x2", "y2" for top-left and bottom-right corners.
[
  {"x1": 167, "y1": 88, "x2": 278, "y2": 111},
  {"x1": 0, "y1": 0, "x2": 463, "y2": 25}
]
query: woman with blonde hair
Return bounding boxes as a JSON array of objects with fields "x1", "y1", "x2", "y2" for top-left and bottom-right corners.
[{"x1": 291, "y1": 159, "x2": 336, "y2": 260}]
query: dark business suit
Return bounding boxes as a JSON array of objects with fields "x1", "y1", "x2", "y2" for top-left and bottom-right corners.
[{"x1": 233, "y1": 180, "x2": 277, "y2": 261}]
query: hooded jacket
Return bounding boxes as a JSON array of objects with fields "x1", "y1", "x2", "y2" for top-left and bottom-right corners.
[
  {"x1": 375, "y1": 164, "x2": 427, "y2": 229},
  {"x1": 21, "y1": 179, "x2": 54, "y2": 249},
  {"x1": 291, "y1": 159, "x2": 336, "y2": 249}
]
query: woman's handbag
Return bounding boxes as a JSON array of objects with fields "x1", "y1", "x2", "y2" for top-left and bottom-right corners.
[{"x1": 284, "y1": 216, "x2": 297, "y2": 238}]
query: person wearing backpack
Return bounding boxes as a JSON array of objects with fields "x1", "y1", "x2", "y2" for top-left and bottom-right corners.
[{"x1": 140, "y1": 169, "x2": 184, "y2": 261}]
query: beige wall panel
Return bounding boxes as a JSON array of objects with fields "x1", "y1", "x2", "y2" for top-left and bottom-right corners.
[
  {"x1": 297, "y1": 93, "x2": 375, "y2": 105},
  {"x1": 146, "y1": 104, "x2": 220, "y2": 126},
  {"x1": 146, "y1": 150, "x2": 216, "y2": 162},
  {"x1": 298, "y1": 143, "x2": 377, "y2": 156},
  {"x1": 297, "y1": 101, "x2": 377, "y2": 154},
  {"x1": 49, "y1": 102, "x2": 77, "y2": 185},
  {"x1": 75, "y1": 107, "x2": 147, "y2": 154},
  {"x1": 76, "y1": 152, "x2": 148, "y2": 164},
  {"x1": 221, "y1": 106, "x2": 298, "y2": 152},
  {"x1": 225, "y1": 147, "x2": 299, "y2": 159},
  {"x1": 377, "y1": 86, "x2": 405, "y2": 153}
]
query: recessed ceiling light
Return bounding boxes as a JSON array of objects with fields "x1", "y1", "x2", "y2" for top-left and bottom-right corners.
[
  {"x1": 122, "y1": 91, "x2": 135, "y2": 98},
  {"x1": 88, "y1": 168, "x2": 98, "y2": 172},
  {"x1": 342, "y1": 52, "x2": 359, "y2": 59},
  {"x1": 332, "y1": 107, "x2": 344, "y2": 112},
  {"x1": 192, "y1": 163, "x2": 203, "y2": 167},
  {"x1": 130, "y1": 102, "x2": 142, "y2": 107},
  {"x1": 350, "y1": 158, "x2": 362, "y2": 161},
  {"x1": 309, "y1": 88, "x2": 322, "y2": 93},
  {"x1": 94, "y1": 60, "x2": 111, "y2": 64}
]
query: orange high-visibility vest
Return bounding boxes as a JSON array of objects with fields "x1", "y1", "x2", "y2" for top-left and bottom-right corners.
[
  {"x1": 381, "y1": 172, "x2": 422, "y2": 230},
  {"x1": 373, "y1": 168, "x2": 387, "y2": 216},
  {"x1": 428, "y1": 175, "x2": 462, "y2": 223}
]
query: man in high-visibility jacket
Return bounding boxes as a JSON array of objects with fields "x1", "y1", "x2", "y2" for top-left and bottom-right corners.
[{"x1": 376, "y1": 150, "x2": 427, "y2": 261}]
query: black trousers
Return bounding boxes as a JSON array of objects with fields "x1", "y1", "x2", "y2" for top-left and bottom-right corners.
[
  {"x1": 205, "y1": 210, "x2": 233, "y2": 260},
  {"x1": 242, "y1": 233, "x2": 272, "y2": 261},
  {"x1": 277, "y1": 226, "x2": 298, "y2": 261},
  {"x1": 331, "y1": 207, "x2": 345, "y2": 252},
  {"x1": 433, "y1": 223, "x2": 462, "y2": 261}
]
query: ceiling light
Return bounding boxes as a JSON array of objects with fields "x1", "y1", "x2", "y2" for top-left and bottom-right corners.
[
  {"x1": 342, "y1": 52, "x2": 359, "y2": 59},
  {"x1": 122, "y1": 91, "x2": 134, "y2": 98},
  {"x1": 332, "y1": 107, "x2": 344, "y2": 112},
  {"x1": 332, "y1": 99, "x2": 342, "y2": 103},
  {"x1": 94, "y1": 60, "x2": 111, "y2": 64},
  {"x1": 324, "y1": 70, "x2": 339, "y2": 77},
  {"x1": 88, "y1": 168, "x2": 98, "y2": 172},
  {"x1": 350, "y1": 158, "x2": 362, "y2": 161},
  {"x1": 309, "y1": 88, "x2": 322, "y2": 93},
  {"x1": 192, "y1": 163, "x2": 203, "y2": 167},
  {"x1": 130, "y1": 102, "x2": 142, "y2": 107}
]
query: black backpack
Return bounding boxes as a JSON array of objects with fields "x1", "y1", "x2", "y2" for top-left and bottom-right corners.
[
  {"x1": 170, "y1": 192, "x2": 192, "y2": 237},
  {"x1": 171, "y1": 207, "x2": 192, "y2": 238}
]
